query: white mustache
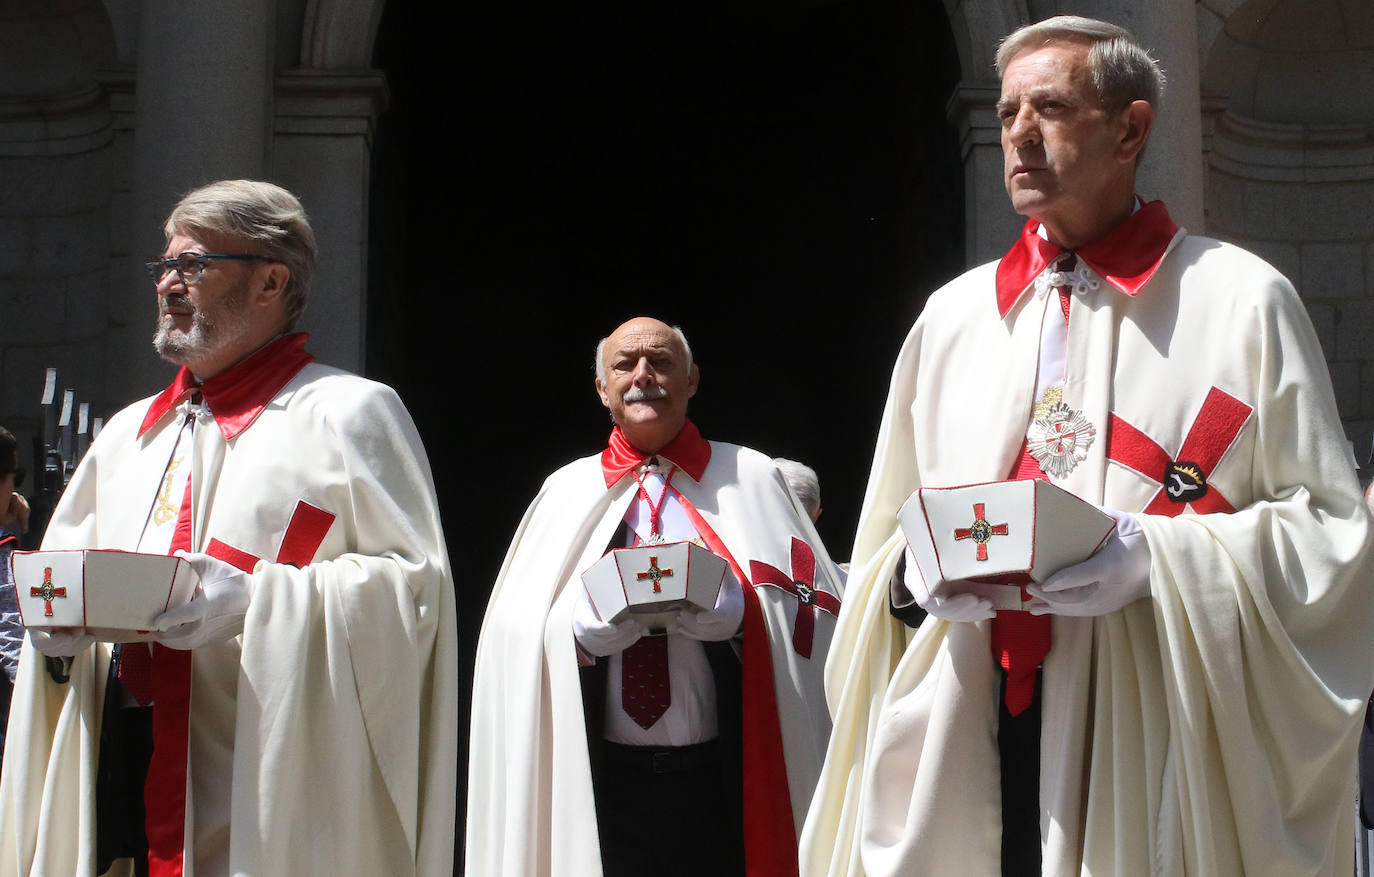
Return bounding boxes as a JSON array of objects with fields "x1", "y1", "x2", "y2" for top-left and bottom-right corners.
[
  {"x1": 623, "y1": 385, "x2": 668, "y2": 402},
  {"x1": 161, "y1": 293, "x2": 193, "y2": 313}
]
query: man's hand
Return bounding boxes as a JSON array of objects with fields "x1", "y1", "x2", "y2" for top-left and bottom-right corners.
[
  {"x1": 1025, "y1": 509, "x2": 1151, "y2": 616},
  {"x1": 899, "y1": 546, "x2": 995, "y2": 622},
  {"x1": 29, "y1": 627, "x2": 95, "y2": 656},
  {"x1": 572, "y1": 586, "x2": 642, "y2": 657},
  {"x1": 0, "y1": 491, "x2": 29, "y2": 534},
  {"x1": 154, "y1": 551, "x2": 254, "y2": 650},
  {"x1": 675, "y1": 570, "x2": 745, "y2": 642}
]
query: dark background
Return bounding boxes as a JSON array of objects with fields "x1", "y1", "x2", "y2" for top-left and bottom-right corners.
[{"x1": 367, "y1": 0, "x2": 965, "y2": 860}]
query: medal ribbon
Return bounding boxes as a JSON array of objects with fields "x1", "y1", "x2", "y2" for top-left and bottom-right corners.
[
  {"x1": 632, "y1": 464, "x2": 675, "y2": 539},
  {"x1": 147, "y1": 459, "x2": 195, "y2": 877},
  {"x1": 990, "y1": 254, "x2": 1075, "y2": 716}
]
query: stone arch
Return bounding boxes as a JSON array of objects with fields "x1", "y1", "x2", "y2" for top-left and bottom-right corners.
[
  {"x1": 1203, "y1": 0, "x2": 1374, "y2": 125},
  {"x1": 300, "y1": 0, "x2": 388, "y2": 70},
  {"x1": 942, "y1": 0, "x2": 1028, "y2": 87},
  {"x1": 0, "y1": 0, "x2": 118, "y2": 429}
]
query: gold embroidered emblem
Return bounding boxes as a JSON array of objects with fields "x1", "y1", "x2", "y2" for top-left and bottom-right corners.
[
  {"x1": 152, "y1": 455, "x2": 185, "y2": 526},
  {"x1": 1031, "y1": 386, "x2": 1063, "y2": 421}
]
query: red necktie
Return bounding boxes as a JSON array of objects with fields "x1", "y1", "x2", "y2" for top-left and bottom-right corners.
[
  {"x1": 988, "y1": 254, "x2": 1075, "y2": 716},
  {"x1": 621, "y1": 636, "x2": 671, "y2": 728}
]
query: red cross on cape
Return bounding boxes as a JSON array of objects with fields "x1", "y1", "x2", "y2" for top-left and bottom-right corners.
[
  {"x1": 1107, "y1": 386, "x2": 1252, "y2": 516},
  {"x1": 749, "y1": 537, "x2": 840, "y2": 659},
  {"x1": 204, "y1": 499, "x2": 338, "y2": 573}
]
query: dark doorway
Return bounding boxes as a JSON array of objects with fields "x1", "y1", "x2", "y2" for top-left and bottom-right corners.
[{"x1": 369, "y1": 0, "x2": 963, "y2": 864}]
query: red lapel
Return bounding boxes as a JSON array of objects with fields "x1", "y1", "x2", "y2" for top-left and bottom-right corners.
[
  {"x1": 994, "y1": 199, "x2": 1182, "y2": 317},
  {"x1": 600, "y1": 420, "x2": 712, "y2": 487},
  {"x1": 139, "y1": 334, "x2": 315, "y2": 440}
]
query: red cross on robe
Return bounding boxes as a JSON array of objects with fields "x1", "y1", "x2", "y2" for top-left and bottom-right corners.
[
  {"x1": 1107, "y1": 386, "x2": 1252, "y2": 517},
  {"x1": 749, "y1": 537, "x2": 840, "y2": 659}
]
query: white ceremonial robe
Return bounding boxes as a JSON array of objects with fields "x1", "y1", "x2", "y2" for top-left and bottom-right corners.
[
  {"x1": 0, "y1": 360, "x2": 459, "y2": 877},
  {"x1": 467, "y1": 439, "x2": 843, "y2": 876},
  {"x1": 800, "y1": 231, "x2": 1374, "y2": 876}
]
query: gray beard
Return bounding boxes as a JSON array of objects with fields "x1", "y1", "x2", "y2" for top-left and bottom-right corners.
[{"x1": 152, "y1": 290, "x2": 253, "y2": 367}]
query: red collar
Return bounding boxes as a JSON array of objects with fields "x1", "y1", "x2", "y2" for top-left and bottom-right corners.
[
  {"x1": 601, "y1": 420, "x2": 712, "y2": 487},
  {"x1": 138, "y1": 334, "x2": 315, "y2": 440},
  {"x1": 994, "y1": 199, "x2": 1182, "y2": 317}
]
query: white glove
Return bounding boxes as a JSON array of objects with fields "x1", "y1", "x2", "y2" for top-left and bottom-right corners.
[
  {"x1": 1026, "y1": 509, "x2": 1151, "y2": 616},
  {"x1": 572, "y1": 586, "x2": 642, "y2": 657},
  {"x1": 675, "y1": 570, "x2": 745, "y2": 642},
  {"x1": 897, "y1": 547, "x2": 995, "y2": 622},
  {"x1": 29, "y1": 627, "x2": 95, "y2": 656},
  {"x1": 154, "y1": 551, "x2": 254, "y2": 650}
]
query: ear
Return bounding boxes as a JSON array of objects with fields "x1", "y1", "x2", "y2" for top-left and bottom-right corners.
[
  {"x1": 596, "y1": 377, "x2": 611, "y2": 409},
  {"x1": 1117, "y1": 99, "x2": 1153, "y2": 165},
  {"x1": 686, "y1": 363, "x2": 700, "y2": 399},
  {"x1": 253, "y1": 262, "x2": 290, "y2": 309}
]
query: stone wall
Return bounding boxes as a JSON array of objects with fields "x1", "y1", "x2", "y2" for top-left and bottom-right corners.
[
  {"x1": 1199, "y1": 0, "x2": 1374, "y2": 453},
  {"x1": 0, "y1": 0, "x2": 384, "y2": 491}
]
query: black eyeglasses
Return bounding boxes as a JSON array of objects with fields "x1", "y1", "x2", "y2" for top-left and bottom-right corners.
[{"x1": 145, "y1": 252, "x2": 271, "y2": 287}]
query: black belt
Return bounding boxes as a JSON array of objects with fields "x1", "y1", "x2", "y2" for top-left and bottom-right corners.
[{"x1": 601, "y1": 739, "x2": 720, "y2": 774}]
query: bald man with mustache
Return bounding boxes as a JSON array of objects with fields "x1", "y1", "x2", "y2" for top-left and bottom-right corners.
[{"x1": 467, "y1": 317, "x2": 844, "y2": 877}]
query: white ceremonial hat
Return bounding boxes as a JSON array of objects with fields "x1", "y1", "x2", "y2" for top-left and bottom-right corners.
[
  {"x1": 11, "y1": 549, "x2": 198, "y2": 640},
  {"x1": 581, "y1": 540, "x2": 727, "y2": 631},
  {"x1": 899, "y1": 479, "x2": 1114, "y2": 611}
]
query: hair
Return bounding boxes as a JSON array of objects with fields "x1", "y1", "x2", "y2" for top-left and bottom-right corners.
[
  {"x1": 594, "y1": 323, "x2": 694, "y2": 384},
  {"x1": 0, "y1": 426, "x2": 16, "y2": 475},
  {"x1": 995, "y1": 15, "x2": 1165, "y2": 112},
  {"x1": 774, "y1": 457, "x2": 822, "y2": 522},
  {"x1": 165, "y1": 180, "x2": 318, "y2": 331}
]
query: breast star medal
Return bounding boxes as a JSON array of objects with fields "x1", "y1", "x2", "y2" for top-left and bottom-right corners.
[{"x1": 1026, "y1": 386, "x2": 1095, "y2": 478}]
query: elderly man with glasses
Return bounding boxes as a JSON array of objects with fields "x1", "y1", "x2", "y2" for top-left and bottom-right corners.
[{"x1": 0, "y1": 180, "x2": 458, "y2": 877}]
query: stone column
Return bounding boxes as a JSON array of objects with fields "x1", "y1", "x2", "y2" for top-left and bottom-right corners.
[
  {"x1": 947, "y1": 85, "x2": 1024, "y2": 265},
  {"x1": 120, "y1": 0, "x2": 276, "y2": 398},
  {"x1": 272, "y1": 71, "x2": 388, "y2": 374},
  {"x1": 942, "y1": 0, "x2": 1029, "y2": 266}
]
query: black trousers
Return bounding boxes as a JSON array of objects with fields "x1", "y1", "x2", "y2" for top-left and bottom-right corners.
[
  {"x1": 0, "y1": 669, "x2": 10, "y2": 769},
  {"x1": 96, "y1": 646, "x2": 152, "y2": 877},
  {"x1": 998, "y1": 669, "x2": 1043, "y2": 877},
  {"x1": 592, "y1": 739, "x2": 745, "y2": 877}
]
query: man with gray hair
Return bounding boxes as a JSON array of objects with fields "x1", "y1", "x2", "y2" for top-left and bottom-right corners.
[
  {"x1": 774, "y1": 458, "x2": 823, "y2": 523},
  {"x1": 804, "y1": 15, "x2": 1373, "y2": 877},
  {"x1": 468, "y1": 316, "x2": 844, "y2": 876},
  {"x1": 0, "y1": 180, "x2": 458, "y2": 877}
]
